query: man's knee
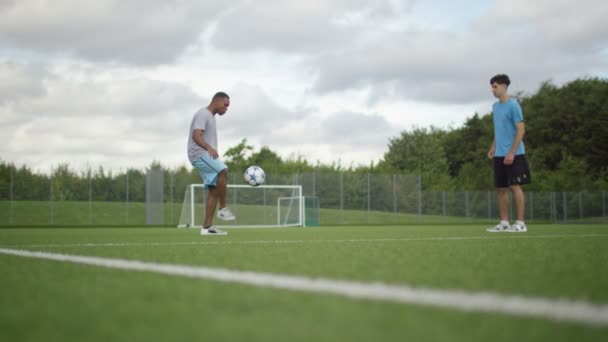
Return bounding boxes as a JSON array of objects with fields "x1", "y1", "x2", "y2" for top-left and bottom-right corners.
[
  {"x1": 510, "y1": 185, "x2": 523, "y2": 193},
  {"x1": 212, "y1": 170, "x2": 228, "y2": 189},
  {"x1": 207, "y1": 189, "x2": 219, "y2": 201}
]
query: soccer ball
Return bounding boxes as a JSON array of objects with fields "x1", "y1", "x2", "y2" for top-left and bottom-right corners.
[{"x1": 244, "y1": 166, "x2": 265, "y2": 186}]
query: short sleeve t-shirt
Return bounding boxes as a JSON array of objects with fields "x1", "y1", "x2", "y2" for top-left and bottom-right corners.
[
  {"x1": 187, "y1": 108, "x2": 217, "y2": 162},
  {"x1": 492, "y1": 98, "x2": 526, "y2": 157}
]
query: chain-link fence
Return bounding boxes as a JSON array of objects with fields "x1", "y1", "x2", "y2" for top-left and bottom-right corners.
[{"x1": 0, "y1": 168, "x2": 606, "y2": 226}]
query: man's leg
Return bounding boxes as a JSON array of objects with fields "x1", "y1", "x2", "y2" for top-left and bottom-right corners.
[
  {"x1": 217, "y1": 169, "x2": 228, "y2": 209},
  {"x1": 486, "y1": 157, "x2": 511, "y2": 232},
  {"x1": 510, "y1": 185, "x2": 525, "y2": 222},
  {"x1": 503, "y1": 155, "x2": 530, "y2": 232},
  {"x1": 497, "y1": 187, "x2": 510, "y2": 221},
  {"x1": 215, "y1": 169, "x2": 236, "y2": 221},
  {"x1": 505, "y1": 184, "x2": 527, "y2": 232},
  {"x1": 204, "y1": 187, "x2": 218, "y2": 228}
]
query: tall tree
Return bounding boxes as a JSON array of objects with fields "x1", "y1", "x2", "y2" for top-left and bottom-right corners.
[{"x1": 380, "y1": 127, "x2": 452, "y2": 189}]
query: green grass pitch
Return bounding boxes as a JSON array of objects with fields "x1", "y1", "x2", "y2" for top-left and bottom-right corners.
[{"x1": 1, "y1": 224, "x2": 607, "y2": 341}]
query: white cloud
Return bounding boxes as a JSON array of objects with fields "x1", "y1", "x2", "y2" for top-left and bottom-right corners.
[
  {"x1": 0, "y1": 61, "x2": 203, "y2": 172},
  {"x1": 319, "y1": 111, "x2": 397, "y2": 147},
  {"x1": 220, "y1": 82, "x2": 309, "y2": 140},
  {"x1": 0, "y1": 60, "x2": 47, "y2": 104},
  {"x1": 0, "y1": 0, "x2": 226, "y2": 65},
  {"x1": 311, "y1": 0, "x2": 608, "y2": 104},
  {"x1": 211, "y1": 0, "x2": 415, "y2": 53},
  {"x1": 476, "y1": 0, "x2": 608, "y2": 50},
  {"x1": 1, "y1": 0, "x2": 607, "y2": 172}
]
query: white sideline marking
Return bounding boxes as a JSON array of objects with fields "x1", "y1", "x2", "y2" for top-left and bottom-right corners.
[
  {"x1": 0, "y1": 247, "x2": 607, "y2": 327},
  {"x1": 5, "y1": 233, "x2": 608, "y2": 249}
]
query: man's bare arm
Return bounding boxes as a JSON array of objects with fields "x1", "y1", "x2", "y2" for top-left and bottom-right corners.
[{"x1": 192, "y1": 129, "x2": 218, "y2": 159}]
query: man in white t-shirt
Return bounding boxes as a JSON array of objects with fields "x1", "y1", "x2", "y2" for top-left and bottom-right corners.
[{"x1": 188, "y1": 92, "x2": 235, "y2": 235}]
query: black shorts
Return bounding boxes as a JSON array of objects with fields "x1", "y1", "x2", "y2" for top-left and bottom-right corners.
[{"x1": 493, "y1": 155, "x2": 531, "y2": 188}]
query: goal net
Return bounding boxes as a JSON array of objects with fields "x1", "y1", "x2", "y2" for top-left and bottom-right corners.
[{"x1": 178, "y1": 184, "x2": 304, "y2": 228}]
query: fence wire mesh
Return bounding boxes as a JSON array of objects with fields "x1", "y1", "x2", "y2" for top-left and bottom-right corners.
[{"x1": 0, "y1": 169, "x2": 606, "y2": 226}]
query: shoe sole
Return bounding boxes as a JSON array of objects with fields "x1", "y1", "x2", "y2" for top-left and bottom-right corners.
[{"x1": 486, "y1": 226, "x2": 509, "y2": 233}]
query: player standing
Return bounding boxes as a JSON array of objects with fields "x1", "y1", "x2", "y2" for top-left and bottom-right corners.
[{"x1": 486, "y1": 75, "x2": 531, "y2": 233}]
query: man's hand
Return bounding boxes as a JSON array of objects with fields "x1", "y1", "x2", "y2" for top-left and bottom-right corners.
[
  {"x1": 208, "y1": 148, "x2": 219, "y2": 159},
  {"x1": 503, "y1": 153, "x2": 514, "y2": 165},
  {"x1": 487, "y1": 146, "x2": 495, "y2": 159}
]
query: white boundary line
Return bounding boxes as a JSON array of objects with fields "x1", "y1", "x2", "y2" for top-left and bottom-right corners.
[
  {"x1": 1, "y1": 247, "x2": 607, "y2": 327},
  {"x1": 3, "y1": 233, "x2": 608, "y2": 249}
]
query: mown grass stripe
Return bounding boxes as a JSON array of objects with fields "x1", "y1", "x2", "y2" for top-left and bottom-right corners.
[{"x1": 1, "y1": 247, "x2": 607, "y2": 327}]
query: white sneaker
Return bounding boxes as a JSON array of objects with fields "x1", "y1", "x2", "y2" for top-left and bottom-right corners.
[
  {"x1": 217, "y1": 207, "x2": 236, "y2": 221},
  {"x1": 200, "y1": 226, "x2": 227, "y2": 235},
  {"x1": 506, "y1": 222, "x2": 527, "y2": 233},
  {"x1": 486, "y1": 222, "x2": 509, "y2": 233}
]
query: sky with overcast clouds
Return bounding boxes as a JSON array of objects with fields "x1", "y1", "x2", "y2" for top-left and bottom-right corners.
[{"x1": 1, "y1": 0, "x2": 607, "y2": 173}]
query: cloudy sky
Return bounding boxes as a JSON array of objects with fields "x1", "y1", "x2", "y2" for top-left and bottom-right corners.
[{"x1": 1, "y1": 0, "x2": 606, "y2": 173}]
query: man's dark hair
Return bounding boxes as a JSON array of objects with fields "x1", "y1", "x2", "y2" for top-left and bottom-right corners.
[
  {"x1": 212, "y1": 92, "x2": 230, "y2": 101},
  {"x1": 490, "y1": 74, "x2": 511, "y2": 86}
]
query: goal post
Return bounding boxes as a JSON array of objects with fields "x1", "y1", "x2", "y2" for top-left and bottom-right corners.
[
  {"x1": 178, "y1": 184, "x2": 304, "y2": 228},
  {"x1": 277, "y1": 196, "x2": 304, "y2": 227}
]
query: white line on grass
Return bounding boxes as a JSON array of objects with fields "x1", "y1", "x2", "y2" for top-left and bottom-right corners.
[
  {"x1": 1, "y1": 247, "x2": 608, "y2": 327},
  {"x1": 4, "y1": 233, "x2": 608, "y2": 249}
]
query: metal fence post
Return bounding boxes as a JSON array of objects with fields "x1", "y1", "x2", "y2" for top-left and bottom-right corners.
[
  {"x1": 442, "y1": 191, "x2": 446, "y2": 218},
  {"x1": 126, "y1": 171, "x2": 129, "y2": 225},
  {"x1": 602, "y1": 191, "x2": 606, "y2": 217},
  {"x1": 50, "y1": 168, "x2": 54, "y2": 225},
  {"x1": 312, "y1": 172, "x2": 316, "y2": 198},
  {"x1": 233, "y1": 182, "x2": 237, "y2": 217},
  {"x1": 563, "y1": 192, "x2": 567, "y2": 223},
  {"x1": 88, "y1": 170, "x2": 92, "y2": 225},
  {"x1": 340, "y1": 172, "x2": 344, "y2": 224},
  {"x1": 417, "y1": 176, "x2": 422, "y2": 221},
  {"x1": 170, "y1": 171, "x2": 174, "y2": 225},
  {"x1": 9, "y1": 166, "x2": 14, "y2": 225},
  {"x1": 88, "y1": 169, "x2": 93, "y2": 225},
  {"x1": 549, "y1": 192, "x2": 553, "y2": 222},
  {"x1": 465, "y1": 191, "x2": 469, "y2": 219},
  {"x1": 392, "y1": 174, "x2": 397, "y2": 223},
  {"x1": 579, "y1": 192, "x2": 583, "y2": 220},
  {"x1": 263, "y1": 186, "x2": 267, "y2": 225},
  {"x1": 551, "y1": 192, "x2": 556, "y2": 223},
  {"x1": 488, "y1": 190, "x2": 491, "y2": 219},
  {"x1": 529, "y1": 192, "x2": 534, "y2": 222},
  {"x1": 367, "y1": 173, "x2": 371, "y2": 224}
]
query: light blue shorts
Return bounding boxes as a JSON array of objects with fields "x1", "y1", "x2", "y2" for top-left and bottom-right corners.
[{"x1": 191, "y1": 155, "x2": 228, "y2": 189}]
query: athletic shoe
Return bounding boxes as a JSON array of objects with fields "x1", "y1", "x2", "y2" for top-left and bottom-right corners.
[
  {"x1": 486, "y1": 222, "x2": 509, "y2": 233},
  {"x1": 217, "y1": 207, "x2": 236, "y2": 221},
  {"x1": 506, "y1": 222, "x2": 527, "y2": 233},
  {"x1": 200, "y1": 226, "x2": 227, "y2": 235}
]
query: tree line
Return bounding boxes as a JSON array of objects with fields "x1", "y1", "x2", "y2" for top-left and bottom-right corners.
[{"x1": 1, "y1": 77, "x2": 606, "y2": 202}]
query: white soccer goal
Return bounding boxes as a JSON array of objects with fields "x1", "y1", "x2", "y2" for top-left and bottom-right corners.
[{"x1": 178, "y1": 184, "x2": 304, "y2": 228}]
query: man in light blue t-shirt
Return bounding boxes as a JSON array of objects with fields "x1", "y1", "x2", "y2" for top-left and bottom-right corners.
[{"x1": 486, "y1": 74, "x2": 531, "y2": 233}]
